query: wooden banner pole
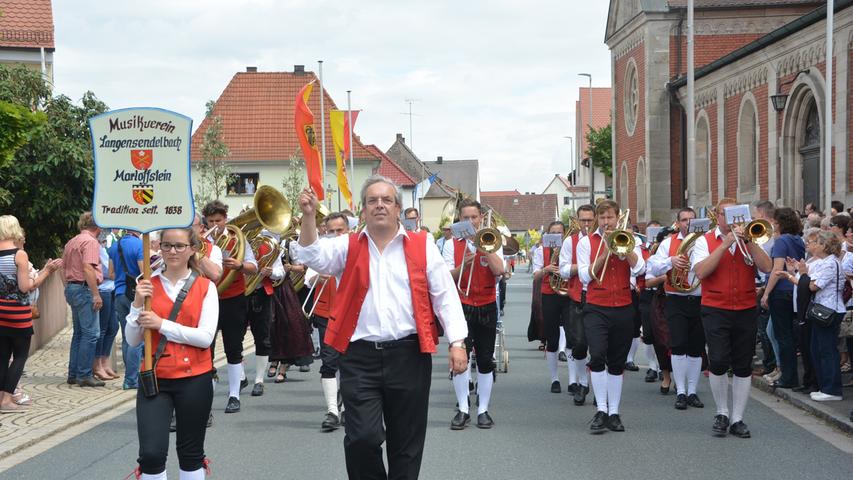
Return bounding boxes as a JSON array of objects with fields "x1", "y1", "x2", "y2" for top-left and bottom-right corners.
[{"x1": 142, "y1": 233, "x2": 153, "y2": 370}]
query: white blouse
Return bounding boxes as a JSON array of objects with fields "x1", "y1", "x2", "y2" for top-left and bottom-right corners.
[{"x1": 810, "y1": 255, "x2": 847, "y2": 313}]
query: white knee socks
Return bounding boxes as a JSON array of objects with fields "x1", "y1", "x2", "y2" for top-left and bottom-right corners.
[
  {"x1": 141, "y1": 472, "x2": 167, "y2": 480},
  {"x1": 452, "y1": 370, "x2": 471, "y2": 414},
  {"x1": 731, "y1": 375, "x2": 751, "y2": 424},
  {"x1": 477, "y1": 372, "x2": 494, "y2": 415},
  {"x1": 546, "y1": 352, "x2": 559, "y2": 382},
  {"x1": 627, "y1": 337, "x2": 639, "y2": 363},
  {"x1": 686, "y1": 355, "x2": 702, "y2": 395},
  {"x1": 254, "y1": 355, "x2": 268, "y2": 385},
  {"x1": 321, "y1": 377, "x2": 339, "y2": 416},
  {"x1": 566, "y1": 349, "x2": 577, "y2": 384},
  {"x1": 575, "y1": 356, "x2": 589, "y2": 386},
  {"x1": 708, "y1": 373, "x2": 729, "y2": 417},
  {"x1": 671, "y1": 354, "x2": 687, "y2": 395},
  {"x1": 179, "y1": 468, "x2": 205, "y2": 480},
  {"x1": 591, "y1": 370, "x2": 608, "y2": 413},
  {"x1": 227, "y1": 363, "x2": 242, "y2": 399},
  {"x1": 606, "y1": 374, "x2": 623, "y2": 415}
]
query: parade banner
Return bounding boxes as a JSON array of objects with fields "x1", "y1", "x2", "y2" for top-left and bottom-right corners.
[{"x1": 89, "y1": 108, "x2": 194, "y2": 233}]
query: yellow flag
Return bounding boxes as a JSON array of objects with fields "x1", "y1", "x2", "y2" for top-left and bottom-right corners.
[{"x1": 329, "y1": 110, "x2": 354, "y2": 209}]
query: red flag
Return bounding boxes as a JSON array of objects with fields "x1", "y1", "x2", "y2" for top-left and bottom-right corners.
[{"x1": 295, "y1": 81, "x2": 324, "y2": 199}]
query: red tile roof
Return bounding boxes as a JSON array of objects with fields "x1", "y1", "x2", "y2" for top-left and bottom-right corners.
[
  {"x1": 365, "y1": 144, "x2": 416, "y2": 186},
  {"x1": 484, "y1": 194, "x2": 559, "y2": 232},
  {"x1": 482, "y1": 190, "x2": 521, "y2": 196},
  {"x1": 0, "y1": 0, "x2": 54, "y2": 49},
  {"x1": 576, "y1": 87, "x2": 611, "y2": 160},
  {"x1": 191, "y1": 70, "x2": 380, "y2": 164}
]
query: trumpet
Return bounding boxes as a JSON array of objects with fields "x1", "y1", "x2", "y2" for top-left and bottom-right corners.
[{"x1": 589, "y1": 209, "x2": 634, "y2": 285}]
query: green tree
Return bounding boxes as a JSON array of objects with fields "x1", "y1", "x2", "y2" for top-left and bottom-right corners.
[
  {"x1": 281, "y1": 154, "x2": 306, "y2": 208},
  {"x1": 193, "y1": 100, "x2": 234, "y2": 207},
  {"x1": 560, "y1": 208, "x2": 575, "y2": 225},
  {"x1": 585, "y1": 123, "x2": 612, "y2": 178},
  {"x1": 0, "y1": 100, "x2": 46, "y2": 173},
  {"x1": 0, "y1": 65, "x2": 108, "y2": 265}
]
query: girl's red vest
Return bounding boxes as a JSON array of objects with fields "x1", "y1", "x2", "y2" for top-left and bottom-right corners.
[
  {"x1": 147, "y1": 275, "x2": 213, "y2": 379},
  {"x1": 453, "y1": 239, "x2": 497, "y2": 307},
  {"x1": 585, "y1": 233, "x2": 633, "y2": 308},
  {"x1": 700, "y1": 232, "x2": 757, "y2": 311},
  {"x1": 567, "y1": 234, "x2": 583, "y2": 303},
  {"x1": 325, "y1": 231, "x2": 439, "y2": 354}
]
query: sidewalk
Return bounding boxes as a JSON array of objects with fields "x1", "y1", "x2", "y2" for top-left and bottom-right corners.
[{"x1": 0, "y1": 321, "x2": 254, "y2": 461}]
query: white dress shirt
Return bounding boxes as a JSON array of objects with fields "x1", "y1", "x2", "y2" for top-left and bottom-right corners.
[
  {"x1": 648, "y1": 232, "x2": 702, "y2": 296},
  {"x1": 689, "y1": 227, "x2": 738, "y2": 268},
  {"x1": 531, "y1": 246, "x2": 545, "y2": 272},
  {"x1": 249, "y1": 231, "x2": 285, "y2": 291},
  {"x1": 126, "y1": 269, "x2": 219, "y2": 349},
  {"x1": 811, "y1": 255, "x2": 847, "y2": 313},
  {"x1": 207, "y1": 244, "x2": 223, "y2": 269},
  {"x1": 576, "y1": 229, "x2": 645, "y2": 286},
  {"x1": 441, "y1": 238, "x2": 505, "y2": 272},
  {"x1": 558, "y1": 234, "x2": 588, "y2": 290},
  {"x1": 293, "y1": 225, "x2": 467, "y2": 344}
]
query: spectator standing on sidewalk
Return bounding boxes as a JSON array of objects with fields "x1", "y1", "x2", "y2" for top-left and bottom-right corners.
[
  {"x1": 62, "y1": 212, "x2": 105, "y2": 387},
  {"x1": 108, "y1": 230, "x2": 144, "y2": 390},
  {"x1": 94, "y1": 234, "x2": 118, "y2": 381}
]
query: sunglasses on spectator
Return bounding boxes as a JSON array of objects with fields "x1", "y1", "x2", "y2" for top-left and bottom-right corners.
[{"x1": 161, "y1": 242, "x2": 190, "y2": 253}]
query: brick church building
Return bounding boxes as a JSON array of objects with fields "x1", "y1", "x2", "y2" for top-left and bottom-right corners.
[{"x1": 605, "y1": 0, "x2": 852, "y2": 223}]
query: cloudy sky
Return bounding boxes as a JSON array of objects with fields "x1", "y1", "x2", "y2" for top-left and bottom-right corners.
[{"x1": 53, "y1": 0, "x2": 612, "y2": 193}]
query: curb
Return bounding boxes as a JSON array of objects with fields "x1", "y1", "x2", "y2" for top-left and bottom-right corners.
[{"x1": 751, "y1": 376, "x2": 853, "y2": 436}]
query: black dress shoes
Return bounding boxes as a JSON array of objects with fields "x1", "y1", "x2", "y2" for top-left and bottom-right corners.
[
  {"x1": 687, "y1": 394, "x2": 704, "y2": 408},
  {"x1": 606, "y1": 414, "x2": 625, "y2": 432},
  {"x1": 251, "y1": 382, "x2": 264, "y2": 396},
  {"x1": 712, "y1": 414, "x2": 729, "y2": 437},
  {"x1": 477, "y1": 412, "x2": 494, "y2": 429},
  {"x1": 645, "y1": 369, "x2": 658, "y2": 383},
  {"x1": 675, "y1": 394, "x2": 688, "y2": 410},
  {"x1": 624, "y1": 362, "x2": 639, "y2": 372},
  {"x1": 321, "y1": 412, "x2": 341, "y2": 432},
  {"x1": 225, "y1": 396, "x2": 241, "y2": 414},
  {"x1": 729, "y1": 421, "x2": 751, "y2": 438},
  {"x1": 450, "y1": 411, "x2": 470, "y2": 430},
  {"x1": 77, "y1": 377, "x2": 105, "y2": 387},
  {"x1": 660, "y1": 383, "x2": 671, "y2": 395},
  {"x1": 589, "y1": 411, "x2": 608, "y2": 434},
  {"x1": 567, "y1": 383, "x2": 579, "y2": 395},
  {"x1": 551, "y1": 381, "x2": 561, "y2": 393},
  {"x1": 573, "y1": 385, "x2": 588, "y2": 406}
]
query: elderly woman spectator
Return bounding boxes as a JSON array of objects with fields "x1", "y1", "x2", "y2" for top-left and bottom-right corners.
[
  {"x1": 829, "y1": 215, "x2": 850, "y2": 242},
  {"x1": 806, "y1": 212, "x2": 823, "y2": 230},
  {"x1": 779, "y1": 230, "x2": 846, "y2": 401}
]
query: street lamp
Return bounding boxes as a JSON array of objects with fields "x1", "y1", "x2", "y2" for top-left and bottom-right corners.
[
  {"x1": 578, "y1": 73, "x2": 593, "y2": 204},
  {"x1": 771, "y1": 69, "x2": 810, "y2": 113},
  {"x1": 563, "y1": 136, "x2": 574, "y2": 184}
]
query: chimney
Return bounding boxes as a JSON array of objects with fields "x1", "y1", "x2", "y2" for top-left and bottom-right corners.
[
  {"x1": 437, "y1": 156, "x2": 443, "y2": 164},
  {"x1": 396, "y1": 133, "x2": 405, "y2": 143},
  {"x1": 294, "y1": 65, "x2": 305, "y2": 74},
  {"x1": 245, "y1": 66, "x2": 257, "y2": 73}
]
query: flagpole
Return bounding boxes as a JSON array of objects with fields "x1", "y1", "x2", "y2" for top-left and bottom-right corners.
[
  {"x1": 686, "y1": 0, "x2": 695, "y2": 208},
  {"x1": 824, "y1": 0, "x2": 833, "y2": 216},
  {"x1": 347, "y1": 90, "x2": 354, "y2": 204},
  {"x1": 319, "y1": 60, "x2": 327, "y2": 197}
]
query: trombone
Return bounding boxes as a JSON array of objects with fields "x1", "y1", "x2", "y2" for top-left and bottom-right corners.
[
  {"x1": 301, "y1": 274, "x2": 330, "y2": 318},
  {"x1": 589, "y1": 209, "x2": 634, "y2": 285},
  {"x1": 458, "y1": 211, "x2": 503, "y2": 297},
  {"x1": 730, "y1": 217, "x2": 772, "y2": 266}
]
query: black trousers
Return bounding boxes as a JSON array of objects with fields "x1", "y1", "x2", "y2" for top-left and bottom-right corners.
[
  {"x1": 498, "y1": 278, "x2": 507, "y2": 311},
  {"x1": 568, "y1": 296, "x2": 587, "y2": 359},
  {"x1": 339, "y1": 337, "x2": 431, "y2": 480},
  {"x1": 583, "y1": 304, "x2": 634, "y2": 375},
  {"x1": 462, "y1": 302, "x2": 498, "y2": 374},
  {"x1": 137, "y1": 372, "x2": 213, "y2": 474},
  {"x1": 312, "y1": 316, "x2": 340, "y2": 379},
  {"x1": 0, "y1": 335, "x2": 30, "y2": 393},
  {"x1": 631, "y1": 291, "x2": 642, "y2": 338},
  {"x1": 701, "y1": 306, "x2": 757, "y2": 378},
  {"x1": 541, "y1": 294, "x2": 571, "y2": 352},
  {"x1": 665, "y1": 294, "x2": 705, "y2": 357},
  {"x1": 247, "y1": 289, "x2": 272, "y2": 357},
  {"x1": 218, "y1": 295, "x2": 248, "y2": 364}
]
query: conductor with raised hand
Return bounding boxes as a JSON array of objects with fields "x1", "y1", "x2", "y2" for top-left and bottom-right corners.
[{"x1": 293, "y1": 176, "x2": 468, "y2": 480}]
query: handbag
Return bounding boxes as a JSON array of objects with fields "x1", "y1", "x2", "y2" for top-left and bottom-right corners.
[
  {"x1": 139, "y1": 273, "x2": 197, "y2": 398},
  {"x1": 806, "y1": 260, "x2": 840, "y2": 329}
]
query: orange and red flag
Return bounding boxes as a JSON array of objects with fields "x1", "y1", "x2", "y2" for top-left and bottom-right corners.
[{"x1": 295, "y1": 81, "x2": 324, "y2": 200}]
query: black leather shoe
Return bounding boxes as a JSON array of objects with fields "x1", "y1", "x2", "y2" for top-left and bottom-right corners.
[
  {"x1": 729, "y1": 421, "x2": 751, "y2": 438},
  {"x1": 169, "y1": 412, "x2": 176, "y2": 432},
  {"x1": 624, "y1": 362, "x2": 639, "y2": 372},
  {"x1": 66, "y1": 377, "x2": 77, "y2": 385},
  {"x1": 321, "y1": 412, "x2": 341, "y2": 432},
  {"x1": 77, "y1": 376, "x2": 106, "y2": 387},
  {"x1": 450, "y1": 411, "x2": 470, "y2": 430},
  {"x1": 589, "y1": 411, "x2": 608, "y2": 434},
  {"x1": 224, "y1": 396, "x2": 240, "y2": 414},
  {"x1": 660, "y1": 383, "x2": 671, "y2": 395},
  {"x1": 607, "y1": 414, "x2": 625, "y2": 432},
  {"x1": 645, "y1": 369, "x2": 658, "y2": 383},
  {"x1": 712, "y1": 414, "x2": 729, "y2": 437},
  {"x1": 675, "y1": 394, "x2": 688, "y2": 410},
  {"x1": 206, "y1": 412, "x2": 214, "y2": 428},
  {"x1": 687, "y1": 394, "x2": 704, "y2": 408},
  {"x1": 573, "y1": 385, "x2": 587, "y2": 406},
  {"x1": 567, "y1": 383, "x2": 579, "y2": 395},
  {"x1": 551, "y1": 381, "x2": 561, "y2": 393},
  {"x1": 240, "y1": 378, "x2": 248, "y2": 391},
  {"x1": 251, "y1": 382, "x2": 264, "y2": 397},
  {"x1": 477, "y1": 411, "x2": 494, "y2": 429},
  {"x1": 558, "y1": 351, "x2": 568, "y2": 362}
]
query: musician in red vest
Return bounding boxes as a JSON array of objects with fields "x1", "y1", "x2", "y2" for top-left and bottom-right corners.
[
  {"x1": 648, "y1": 208, "x2": 706, "y2": 411},
  {"x1": 126, "y1": 227, "x2": 218, "y2": 480},
  {"x1": 245, "y1": 229, "x2": 284, "y2": 398},
  {"x1": 559, "y1": 203, "x2": 595, "y2": 406},
  {"x1": 192, "y1": 212, "x2": 222, "y2": 283},
  {"x1": 294, "y1": 176, "x2": 468, "y2": 480},
  {"x1": 444, "y1": 199, "x2": 506, "y2": 430},
  {"x1": 577, "y1": 200, "x2": 645, "y2": 434},
  {"x1": 533, "y1": 220, "x2": 570, "y2": 393},
  {"x1": 201, "y1": 200, "x2": 258, "y2": 415},
  {"x1": 692, "y1": 197, "x2": 771, "y2": 438},
  {"x1": 304, "y1": 211, "x2": 350, "y2": 432}
]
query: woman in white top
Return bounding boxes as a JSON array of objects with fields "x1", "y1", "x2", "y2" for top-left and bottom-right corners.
[{"x1": 778, "y1": 230, "x2": 845, "y2": 401}]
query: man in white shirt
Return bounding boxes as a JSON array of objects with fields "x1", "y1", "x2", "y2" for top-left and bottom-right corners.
[{"x1": 294, "y1": 176, "x2": 468, "y2": 479}]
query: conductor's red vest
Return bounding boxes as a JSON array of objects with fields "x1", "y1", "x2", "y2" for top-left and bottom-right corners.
[
  {"x1": 453, "y1": 239, "x2": 497, "y2": 307},
  {"x1": 148, "y1": 275, "x2": 213, "y2": 379},
  {"x1": 700, "y1": 232, "x2": 756, "y2": 311},
  {"x1": 585, "y1": 233, "x2": 633, "y2": 308},
  {"x1": 325, "y1": 231, "x2": 439, "y2": 354}
]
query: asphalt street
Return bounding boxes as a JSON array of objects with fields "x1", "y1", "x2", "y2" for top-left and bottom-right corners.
[{"x1": 3, "y1": 271, "x2": 852, "y2": 480}]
